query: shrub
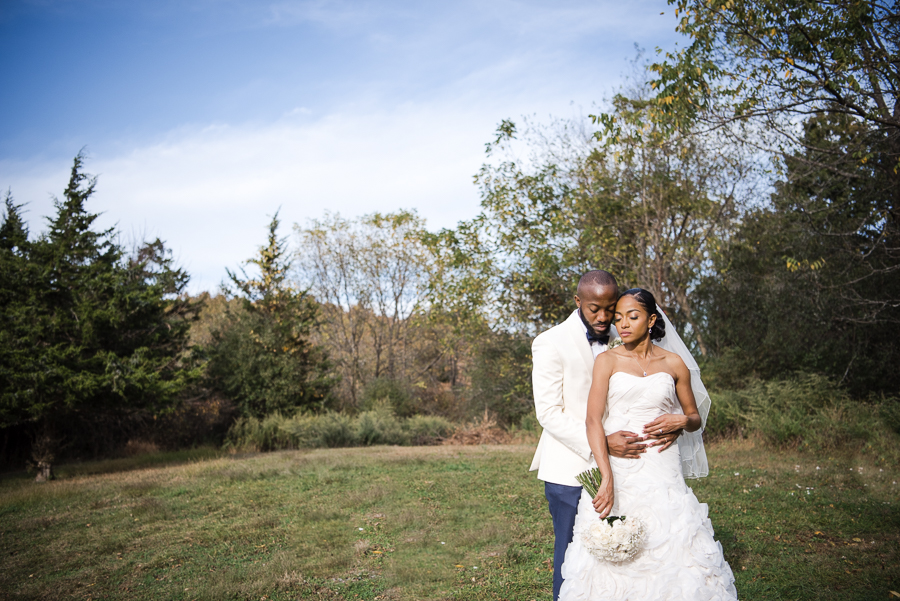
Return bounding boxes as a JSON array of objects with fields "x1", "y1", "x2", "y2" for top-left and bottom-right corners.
[
  {"x1": 504, "y1": 413, "x2": 542, "y2": 444},
  {"x1": 706, "y1": 373, "x2": 899, "y2": 458},
  {"x1": 878, "y1": 401, "x2": 900, "y2": 435},
  {"x1": 404, "y1": 415, "x2": 454, "y2": 445},
  {"x1": 515, "y1": 413, "x2": 542, "y2": 434},
  {"x1": 224, "y1": 412, "x2": 298, "y2": 452},
  {"x1": 285, "y1": 412, "x2": 356, "y2": 448},
  {"x1": 744, "y1": 374, "x2": 833, "y2": 447},
  {"x1": 361, "y1": 379, "x2": 416, "y2": 418},
  {"x1": 225, "y1": 410, "x2": 455, "y2": 450},
  {"x1": 703, "y1": 388, "x2": 749, "y2": 440},
  {"x1": 356, "y1": 410, "x2": 407, "y2": 445}
]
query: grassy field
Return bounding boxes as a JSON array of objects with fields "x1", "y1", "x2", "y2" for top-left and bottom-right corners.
[{"x1": 0, "y1": 441, "x2": 897, "y2": 601}]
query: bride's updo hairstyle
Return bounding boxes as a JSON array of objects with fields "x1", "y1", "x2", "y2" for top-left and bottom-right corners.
[{"x1": 619, "y1": 288, "x2": 666, "y2": 341}]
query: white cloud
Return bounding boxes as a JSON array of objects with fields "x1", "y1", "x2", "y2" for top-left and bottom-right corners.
[{"x1": 2, "y1": 103, "x2": 502, "y2": 293}]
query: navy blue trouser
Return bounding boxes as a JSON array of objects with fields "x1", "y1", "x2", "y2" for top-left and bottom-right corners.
[{"x1": 545, "y1": 481, "x2": 583, "y2": 601}]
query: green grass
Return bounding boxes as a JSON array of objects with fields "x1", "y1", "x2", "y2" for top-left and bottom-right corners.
[{"x1": 0, "y1": 441, "x2": 897, "y2": 600}]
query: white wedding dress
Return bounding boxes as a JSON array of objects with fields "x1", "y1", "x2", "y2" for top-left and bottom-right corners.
[{"x1": 559, "y1": 372, "x2": 738, "y2": 601}]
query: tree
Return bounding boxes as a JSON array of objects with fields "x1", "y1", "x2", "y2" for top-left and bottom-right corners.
[
  {"x1": 294, "y1": 211, "x2": 434, "y2": 409},
  {"x1": 445, "y1": 94, "x2": 752, "y2": 353},
  {"x1": 0, "y1": 191, "x2": 28, "y2": 251},
  {"x1": 652, "y1": 0, "x2": 898, "y2": 145},
  {"x1": 700, "y1": 113, "x2": 900, "y2": 394},
  {"x1": 206, "y1": 212, "x2": 334, "y2": 417},
  {"x1": 0, "y1": 193, "x2": 38, "y2": 435},
  {"x1": 652, "y1": 0, "x2": 899, "y2": 326},
  {"x1": 0, "y1": 154, "x2": 202, "y2": 471}
]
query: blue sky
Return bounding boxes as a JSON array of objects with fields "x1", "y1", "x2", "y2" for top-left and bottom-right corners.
[{"x1": 1, "y1": 0, "x2": 682, "y2": 292}]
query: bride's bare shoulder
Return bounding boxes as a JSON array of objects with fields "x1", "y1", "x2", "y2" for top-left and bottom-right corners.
[
  {"x1": 593, "y1": 347, "x2": 623, "y2": 372},
  {"x1": 657, "y1": 347, "x2": 689, "y2": 372},
  {"x1": 651, "y1": 345, "x2": 676, "y2": 359},
  {"x1": 604, "y1": 346, "x2": 630, "y2": 362}
]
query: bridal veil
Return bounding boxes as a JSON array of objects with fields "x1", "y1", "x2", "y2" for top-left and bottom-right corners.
[{"x1": 652, "y1": 307, "x2": 710, "y2": 478}]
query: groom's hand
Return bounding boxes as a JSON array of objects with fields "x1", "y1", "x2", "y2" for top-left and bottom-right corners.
[{"x1": 607, "y1": 431, "x2": 647, "y2": 459}]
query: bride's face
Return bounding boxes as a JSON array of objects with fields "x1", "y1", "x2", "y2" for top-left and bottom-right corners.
[{"x1": 614, "y1": 295, "x2": 656, "y2": 341}]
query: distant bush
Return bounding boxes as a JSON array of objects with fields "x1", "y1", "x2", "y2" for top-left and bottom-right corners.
[
  {"x1": 361, "y1": 378, "x2": 416, "y2": 418},
  {"x1": 878, "y1": 401, "x2": 900, "y2": 435},
  {"x1": 301, "y1": 412, "x2": 357, "y2": 448},
  {"x1": 224, "y1": 412, "x2": 299, "y2": 452},
  {"x1": 705, "y1": 373, "x2": 899, "y2": 459},
  {"x1": 224, "y1": 409, "x2": 454, "y2": 451},
  {"x1": 703, "y1": 388, "x2": 749, "y2": 440},
  {"x1": 355, "y1": 410, "x2": 407, "y2": 445},
  {"x1": 405, "y1": 415, "x2": 456, "y2": 445}
]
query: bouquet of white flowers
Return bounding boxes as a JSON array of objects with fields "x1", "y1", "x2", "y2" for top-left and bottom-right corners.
[{"x1": 576, "y1": 467, "x2": 647, "y2": 562}]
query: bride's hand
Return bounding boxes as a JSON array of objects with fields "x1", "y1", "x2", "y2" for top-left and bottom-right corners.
[
  {"x1": 642, "y1": 414, "x2": 687, "y2": 439},
  {"x1": 591, "y1": 479, "x2": 614, "y2": 518}
]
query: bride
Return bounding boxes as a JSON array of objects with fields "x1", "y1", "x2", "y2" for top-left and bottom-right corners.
[{"x1": 559, "y1": 288, "x2": 738, "y2": 600}]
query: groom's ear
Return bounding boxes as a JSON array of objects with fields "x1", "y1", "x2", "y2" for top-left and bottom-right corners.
[{"x1": 574, "y1": 294, "x2": 582, "y2": 309}]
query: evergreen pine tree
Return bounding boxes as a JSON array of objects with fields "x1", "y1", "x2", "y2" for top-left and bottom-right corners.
[
  {"x1": 0, "y1": 153, "x2": 202, "y2": 471},
  {"x1": 207, "y1": 212, "x2": 335, "y2": 416},
  {"x1": 0, "y1": 192, "x2": 39, "y2": 433},
  {"x1": 0, "y1": 191, "x2": 29, "y2": 251}
]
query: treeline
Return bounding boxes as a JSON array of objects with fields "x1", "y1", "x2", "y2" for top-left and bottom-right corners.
[
  {"x1": 0, "y1": 155, "x2": 207, "y2": 474},
  {"x1": 0, "y1": 161, "x2": 530, "y2": 472},
  {"x1": 3, "y1": 0, "x2": 899, "y2": 471},
  {"x1": 198, "y1": 209, "x2": 534, "y2": 426}
]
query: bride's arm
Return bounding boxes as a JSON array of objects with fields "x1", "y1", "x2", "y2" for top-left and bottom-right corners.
[
  {"x1": 586, "y1": 353, "x2": 615, "y2": 518},
  {"x1": 643, "y1": 355, "x2": 702, "y2": 438}
]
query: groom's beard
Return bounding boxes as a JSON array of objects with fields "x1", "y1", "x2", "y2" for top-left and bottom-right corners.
[{"x1": 578, "y1": 308, "x2": 610, "y2": 338}]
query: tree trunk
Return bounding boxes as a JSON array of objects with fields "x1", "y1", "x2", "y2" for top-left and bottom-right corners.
[
  {"x1": 34, "y1": 461, "x2": 54, "y2": 483},
  {"x1": 31, "y1": 425, "x2": 58, "y2": 483}
]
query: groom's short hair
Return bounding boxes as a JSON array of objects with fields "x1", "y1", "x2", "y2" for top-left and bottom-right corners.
[{"x1": 577, "y1": 270, "x2": 618, "y2": 293}]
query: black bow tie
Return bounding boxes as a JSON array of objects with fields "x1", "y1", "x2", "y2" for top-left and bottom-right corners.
[
  {"x1": 586, "y1": 329, "x2": 609, "y2": 346},
  {"x1": 579, "y1": 308, "x2": 609, "y2": 345}
]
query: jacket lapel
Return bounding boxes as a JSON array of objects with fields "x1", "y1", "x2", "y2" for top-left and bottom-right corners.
[{"x1": 565, "y1": 310, "x2": 595, "y2": 373}]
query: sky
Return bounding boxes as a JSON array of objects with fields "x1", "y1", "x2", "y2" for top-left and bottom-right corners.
[{"x1": 0, "y1": 0, "x2": 682, "y2": 293}]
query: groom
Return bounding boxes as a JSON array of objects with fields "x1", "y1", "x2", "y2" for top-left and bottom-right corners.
[{"x1": 530, "y1": 270, "x2": 679, "y2": 600}]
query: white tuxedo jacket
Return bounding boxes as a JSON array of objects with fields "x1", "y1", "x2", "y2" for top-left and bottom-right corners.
[{"x1": 529, "y1": 310, "x2": 614, "y2": 487}]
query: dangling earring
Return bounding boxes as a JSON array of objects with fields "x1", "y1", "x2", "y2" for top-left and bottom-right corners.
[{"x1": 648, "y1": 326, "x2": 652, "y2": 336}]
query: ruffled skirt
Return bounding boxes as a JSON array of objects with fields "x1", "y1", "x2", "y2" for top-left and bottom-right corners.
[{"x1": 559, "y1": 443, "x2": 738, "y2": 601}]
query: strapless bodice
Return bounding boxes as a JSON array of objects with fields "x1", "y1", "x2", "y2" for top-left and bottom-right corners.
[{"x1": 605, "y1": 371, "x2": 678, "y2": 432}]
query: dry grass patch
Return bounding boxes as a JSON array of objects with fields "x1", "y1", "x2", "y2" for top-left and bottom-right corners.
[{"x1": 444, "y1": 411, "x2": 510, "y2": 445}]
